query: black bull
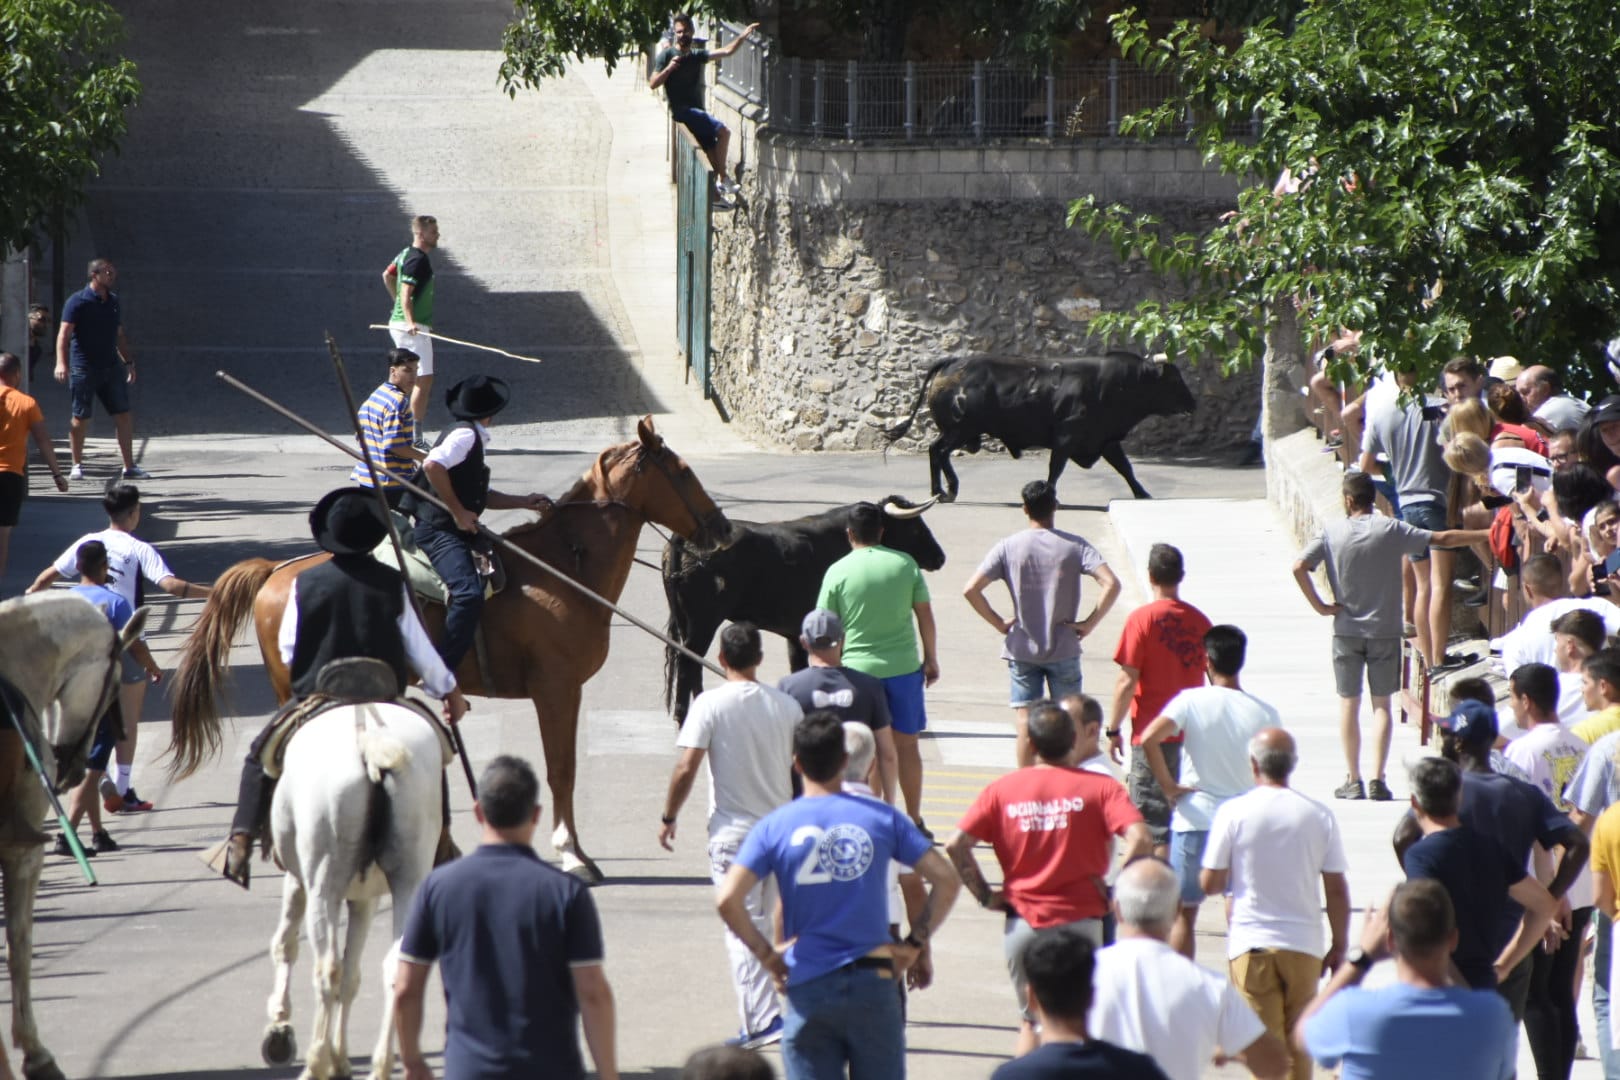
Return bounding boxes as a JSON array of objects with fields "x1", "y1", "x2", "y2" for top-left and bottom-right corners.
[
  {"x1": 884, "y1": 352, "x2": 1198, "y2": 501},
  {"x1": 662, "y1": 496, "x2": 946, "y2": 724}
]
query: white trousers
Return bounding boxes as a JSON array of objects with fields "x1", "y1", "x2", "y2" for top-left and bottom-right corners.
[{"x1": 709, "y1": 835, "x2": 781, "y2": 1035}]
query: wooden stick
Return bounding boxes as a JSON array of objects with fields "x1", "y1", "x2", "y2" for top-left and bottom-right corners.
[{"x1": 367, "y1": 324, "x2": 543, "y2": 365}]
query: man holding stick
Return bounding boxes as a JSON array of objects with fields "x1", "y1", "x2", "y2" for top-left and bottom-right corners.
[{"x1": 383, "y1": 215, "x2": 440, "y2": 444}]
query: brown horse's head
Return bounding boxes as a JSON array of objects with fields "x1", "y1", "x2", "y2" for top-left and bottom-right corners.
[{"x1": 590, "y1": 417, "x2": 729, "y2": 547}]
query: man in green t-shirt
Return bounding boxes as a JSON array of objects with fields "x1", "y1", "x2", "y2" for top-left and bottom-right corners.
[
  {"x1": 648, "y1": 15, "x2": 759, "y2": 203},
  {"x1": 818, "y1": 501, "x2": 939, "y2": 833},
  {"x1": 382, "y1": 214, "x2": 440, "y2": 444}
]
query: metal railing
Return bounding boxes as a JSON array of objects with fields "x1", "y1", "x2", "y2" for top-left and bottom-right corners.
[{"x1": 710, "y1": 20, "x2": 1254, "y2": 142}]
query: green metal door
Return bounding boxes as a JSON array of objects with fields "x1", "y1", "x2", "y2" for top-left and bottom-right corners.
[{"x1": 674, "y1": 136, "x2": 713, "y2": 399}]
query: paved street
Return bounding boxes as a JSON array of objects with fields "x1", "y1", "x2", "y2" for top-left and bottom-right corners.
[{"x1": 5, "y1": 1, "x2": 1595, "y2": 1077}]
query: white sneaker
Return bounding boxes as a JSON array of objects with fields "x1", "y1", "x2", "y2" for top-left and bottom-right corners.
[{"x1": 68, "y1": 464, "x2": 84, "y2": 481}]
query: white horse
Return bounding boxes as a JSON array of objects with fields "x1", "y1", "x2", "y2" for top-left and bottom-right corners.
[
  {"x1": 258, "y1": 701, "x2": 446, "y2": 1080},
  {"x1": 0, "y1": 593, "x2": 142, "y2": 1080}
]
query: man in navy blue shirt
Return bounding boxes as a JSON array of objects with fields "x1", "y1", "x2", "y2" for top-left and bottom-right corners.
[
  {"x1": 54, "y1": 258, "x2": 146, "y2": 480},
  {"x1": 991, "y1": 928, "x2": 1172, "y2": 1080},
  {"x1": 395, "y1": 756, "x2": 617, "y2": 1080},
  {"x1": 717, "y1": 711, "x2": 961, "y2": 1079}
]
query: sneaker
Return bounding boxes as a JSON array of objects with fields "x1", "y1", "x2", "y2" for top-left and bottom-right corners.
[
  {"x1": 912, "y1": 818, "x2": 935, "y2": 842},
  {"x1": 122, "y1": 465, "x2": 151, "y2": 479},
  {"x1": 725, "y1": 1016, "x2": 784, "y2": 1051},
  {"x1": 1334, "y1": 778, "x2": 1366, "y2": 801},
  {"x1": 68, "y1": 464, "x2": 84, "y2": 481},
  {"x1": 53, "y1": 834, "x2": 94, "y2": 859},
  {"x1": 1367, "y1": 778, "x2": 1394, "y2": 802},
  {"x1": 100, "y1": 776, "x2": 125, "y2": 814},
  {"x1": 91, "y1": 829, "x2": 120, "y2": 854},
  {"x1": 118, "y1": 786, "x2": 154, "y2": 813},
  {"x1": 412, "y1": 436, "x2": 432, "y2": 453}
]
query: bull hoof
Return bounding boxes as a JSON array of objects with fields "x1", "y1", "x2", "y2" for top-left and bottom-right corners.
[
  {"x1": 23, "y1": 1055, "x2": 64, "y2": 1080},
  {"x1": 262, "y1": 1024, "x2": 297, "y2": 1067}
]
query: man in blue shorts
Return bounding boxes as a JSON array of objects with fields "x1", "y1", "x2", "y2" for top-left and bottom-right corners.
[
  {"x1": 818, "y1": 501, "x2": 939, "y2": 833},
  {"x1": 649, "y1": 14, "x2": 759, "y2": 202},
  {"x1": 54, "y1": 258, "x2": 146, "y2": 481},
  {"x1": 717, "y1": 712, "x2": 961, "y2": 1080},
  {"x1": 59, "y1": 539, "x2": 161, "y2": 856},
  {"x1": 396, "y1": 755, "x2": 617, "y2": 1080}
]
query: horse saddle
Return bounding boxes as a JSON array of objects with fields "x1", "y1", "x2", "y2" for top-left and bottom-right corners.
[
  {"x1": 370, "y1": 510, "x2": 506, "y2": 607},
  {"x1": 255, "y1": 661, "x2": 456, "y2": 781}
]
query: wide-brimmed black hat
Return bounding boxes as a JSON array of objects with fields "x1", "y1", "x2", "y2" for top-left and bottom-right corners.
[
  {"x1": 310, "y1": 487, "x2": 390, "y2": 556},
  {"x1": 445, "y1": 375, "x2": 510, "y2": 422}
]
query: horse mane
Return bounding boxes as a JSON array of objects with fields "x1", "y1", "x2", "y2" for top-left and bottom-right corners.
[{"x1": 502, "y1": 441, "x2": 640, "y2": 542}]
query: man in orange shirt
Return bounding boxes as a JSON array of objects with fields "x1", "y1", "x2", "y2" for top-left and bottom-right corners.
[
  {"x1": 1109, "y1": 543, "x2": 1213, "y2": 856},
  {"x1": 0, "y1": 352, "x2": 67, "y2": 585}
]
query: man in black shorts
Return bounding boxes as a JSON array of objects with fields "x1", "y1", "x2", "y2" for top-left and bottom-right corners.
[
  {"x1": 55, "y1": 258, "x2": 146, "y2": 480},
  {"x1": 649, "y1": 14, "x2": 759, "y2": 202},
  {"x1": 0, "y1": 351, "x2": 68, "y2": 584},
  {"x1": 778, "y1": 609, "x2": 898, "y2": 802}
]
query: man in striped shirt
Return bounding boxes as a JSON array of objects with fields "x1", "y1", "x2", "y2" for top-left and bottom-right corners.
[{"x1": 350, "y1": 348, "x2": 426, "y2": 508}]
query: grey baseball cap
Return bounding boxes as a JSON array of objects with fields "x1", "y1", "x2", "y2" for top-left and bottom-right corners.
[{"x1": 801, "y1": 609, "x2": 845, "y2": 647}]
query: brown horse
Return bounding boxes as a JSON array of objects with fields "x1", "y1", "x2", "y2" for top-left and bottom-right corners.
[{"x1": 170, "y1": 417, "x2": 727, "y2": 881}]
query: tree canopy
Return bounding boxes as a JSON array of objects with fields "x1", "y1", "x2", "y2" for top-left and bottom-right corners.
[
  {"x1": 0, "y1": 0, "x2": 140, "y2": 250},
  {"x1": 1068, "y1": 0, "x2": 1620, "y2": 394}
]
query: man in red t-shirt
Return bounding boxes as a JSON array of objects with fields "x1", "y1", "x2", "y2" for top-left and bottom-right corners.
[
  {"x1": 1108, "y1": 543, "x2": 1212, "y2": 855},
  {"x1": 946, "y1": 701, "x2": 1151, "y2": 1056}
]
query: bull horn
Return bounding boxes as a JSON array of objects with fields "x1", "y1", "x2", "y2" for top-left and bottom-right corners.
[{"x1": 882, "y1": 496, "x2": 939, "y2": 520}]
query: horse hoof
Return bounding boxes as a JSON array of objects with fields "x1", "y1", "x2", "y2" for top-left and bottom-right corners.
[
  {"x1": 262, "y1": 1024, "x2": 297, "y2": 1067},
  {"x1": 22, "y1": 1056, "x2": 64, "y2": 1080}
]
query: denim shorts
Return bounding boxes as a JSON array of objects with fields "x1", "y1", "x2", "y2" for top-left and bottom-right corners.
[
  {"x1": 1008, "y1": 657, "x2": 1081, "y2": 707},
  {"x1": 1169, "y1": 828, "x2": 1210, "y2": 906},
  {"x1": 1398, "y1": 500, "x2": 1446, "y2": 561},
  {"x1": 87, "y1": 700, "x2": 124, "y2": 772},
  {"x1": 69, "y1": 364, "x2": 130, "y2": 419},
  {"x1": 672, "y1": 106, "x2": 726, "y2": 150}
]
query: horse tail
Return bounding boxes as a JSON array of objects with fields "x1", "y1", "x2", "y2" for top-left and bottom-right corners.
[
  {"x1": 661, "y1": 538, "x2": 690, "y2": 720},
  {"x1": 168, "y1": 557, "x2": 277, "y2": 779},
  {"x1": 358, "y1": 729, "x2": 410, "y2": 872},
  {"x1": 883, "y1": 357, "x2": 954, "y2": 446}
]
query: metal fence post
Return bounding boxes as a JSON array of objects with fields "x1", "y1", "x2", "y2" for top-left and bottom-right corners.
[
  {"x1": 972, "y1": 60, "x2": 985, "y2": 140},
  {"x1": 1107, "y1": 59, "x2": 1120, "y2": 137},
  {"x1": 813, "y1": 60, "x2": 825, "y2": 138},
  {"x1": 847, "y1": 60, "x2": 858, "y2": 140},
  {"x1": 788, "y1": 58, "x2": 800, "y2": 132},
  {"x1": 1044, "y1": 66, "x2": 1056, "y2": 138},
  {"x1": 904, "y1": 61, "x2": 916, "y2": 140},
  {"x1": 760, "y1": 42, "x2": 770, "y2": 122}
]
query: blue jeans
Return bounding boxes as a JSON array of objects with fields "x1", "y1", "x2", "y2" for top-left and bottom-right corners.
[
  {"x1": 1169, "y1": 829, "x2": 1210, "y2": 905},
  {"x1": 1597, "y1": 914, "x2": 1620, "y2": 1079},
  {"x1": 413, "y1": 521, "x2": 483, "y2": 671},
  {"x1": 1008, "y1": 657, "x2": 1081, "y2": 707},
  {"x1": 782, "y1": 965, "x2": 905, "y2": 1080}
]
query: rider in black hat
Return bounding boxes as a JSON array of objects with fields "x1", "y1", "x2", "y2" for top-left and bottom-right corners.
[
  {"x1": 220, "y1": 487, "x2": 469, "y2": 887},
  {"x1": 407, "y1": 374, "x2": 550, "y2": 672}
]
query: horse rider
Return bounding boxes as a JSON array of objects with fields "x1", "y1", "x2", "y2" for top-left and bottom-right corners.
[
  {"x1": 221, "y1": 487, "x2": 468, "y2": 887},
  {"x1": 406, "y1": 374, "x2": 550, "y2": 672}
]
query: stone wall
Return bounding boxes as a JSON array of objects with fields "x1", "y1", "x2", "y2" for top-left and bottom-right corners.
[{"x1": 708, "y1": 185, "x2": 1260, "y2": 455}]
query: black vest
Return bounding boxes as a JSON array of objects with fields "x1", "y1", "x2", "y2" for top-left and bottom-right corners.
[
  {"x1": 288, "y1": 557, "x2": 409, "y2": 699},
  {"x1": 411, "y1": 422, "x2": 490, "y2": 530}
]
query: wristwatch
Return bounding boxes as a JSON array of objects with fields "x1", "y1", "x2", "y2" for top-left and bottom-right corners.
[
  {"x1": 1104, "y1": 728, "x2": 1122, "y2": 738},
  {"x1": 660, "y1": 814, "x2": 676, "y2": 825},
  {"x1": 1345, "y1": 947, "x2": 1374, "y2": 973}
]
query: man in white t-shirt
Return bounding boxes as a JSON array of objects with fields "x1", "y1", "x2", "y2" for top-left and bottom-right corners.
[
  {"x1": 1201, "y1": 728, "x2": 1350, "y2": 1080},
  {"x1": 27, "y1": 482, "x2": 211, "y2": 813},
  {"x1": 1090, "y1": 857, "x2": 1288, "y2": 1080},
  {"x1": 1495, "y1": 554, "x2": 1620, "y2": 674},
  {"x1": 1138, "y1": 624, "x2": 1281, "y2": 959},
  {"x1": 658, "y1": 621, "x2": 803, "y2": 1049}
]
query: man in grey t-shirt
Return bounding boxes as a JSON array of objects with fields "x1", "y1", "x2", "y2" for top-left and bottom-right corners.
[
  {"x1": 1359, "y1": 369, "x2": 1458, "y2": 674},
  {"x1": 964, "y1": 480, "x2": 1122, "y2": 766},
  {"x1": 1294, "y1": 473, "x2": 1485, "y2": 802}
]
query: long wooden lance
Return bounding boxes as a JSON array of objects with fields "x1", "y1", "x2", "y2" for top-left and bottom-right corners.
[
  {"x1": 366, "y1": 324, "x2": 543, "y2": 366},
  {"x1": 324, "y1": 333, "x2": 480, "y2": 800},
  {"x1": 214, "y1": 371, "x2": 726, "y2": 680}
]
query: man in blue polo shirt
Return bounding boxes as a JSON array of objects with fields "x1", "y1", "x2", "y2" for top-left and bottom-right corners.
[
  {"x1": 395, "y1": 756, "x2": 618, "y2": 1080},
  {"x1": 717, "y1": 711, "x2": 961, "y2": 1079},
  {"x1": 54, "y1": 258, "x2": 146, "y2": 481}
]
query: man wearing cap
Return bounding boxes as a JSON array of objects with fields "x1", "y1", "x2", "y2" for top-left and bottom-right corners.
[
  {"x1": 221, "y1": 487, "x2": 469, "y2": 887},
  {"x1": 1517, "y1": 365, "x2": 1590, "y2": 433},
  {"x1": 408, "y1": 374, "x2": 550, "y2": 673},
  {"x1": 777, "y1": 609, "x2": 899, "y2": 803}
]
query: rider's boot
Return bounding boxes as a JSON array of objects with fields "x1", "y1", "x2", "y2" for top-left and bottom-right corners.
[{"x1": 216, "y1": 756, "x2": 276, "y2": 889}]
